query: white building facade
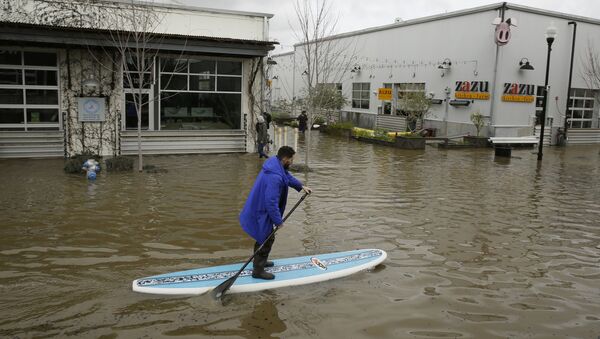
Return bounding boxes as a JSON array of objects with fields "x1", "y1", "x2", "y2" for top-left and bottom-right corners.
[{"x1": 270, "y1": 3, "x2": 600, "y2": 144}]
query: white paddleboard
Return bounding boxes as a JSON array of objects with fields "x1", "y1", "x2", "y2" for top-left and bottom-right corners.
[{"x1": 132, "y1": 248, "x2": 387, "y2": 295}]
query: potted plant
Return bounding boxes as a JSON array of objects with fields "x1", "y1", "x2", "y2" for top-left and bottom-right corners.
[{"x1": 464, "y1": 111, "x2": 489, "y2": 147}]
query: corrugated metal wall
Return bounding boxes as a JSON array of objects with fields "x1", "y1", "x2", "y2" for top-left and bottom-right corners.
[
  {"x1": 120, "y1": 130, "x2": 246, "y2": 155},
  {"x1": 567, "y1": 128, "x2": 600, "y2": 144},
  {"x1": 376, "y1": 115, "x2": 407, "y2": 132},
  {"x1": 0, "y1": 131, "x2": 64, "y2": 158},
  {"x1": 533, "y1": 126, "x2": 552, "y2": 146}
]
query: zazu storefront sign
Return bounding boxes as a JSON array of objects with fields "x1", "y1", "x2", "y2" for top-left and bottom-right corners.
[
  {"x1": 502, "y1": 83, "x2": 535, "y2": 102},
  {"x1": 455, "y1": 81, "x2": 490, "y2": 100},
  {"x1": 378, "y1": 88, "x2": 392, "y2": 100}
]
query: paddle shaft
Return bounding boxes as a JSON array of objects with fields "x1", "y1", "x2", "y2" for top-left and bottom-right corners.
[{"x1": 212, "y1": 192, "x2": 308, "y2": 298}]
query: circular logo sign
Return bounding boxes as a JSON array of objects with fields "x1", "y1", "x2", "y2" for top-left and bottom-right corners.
[{"x1": 84, "y1": 99, "x2": 100, "y2": 114}]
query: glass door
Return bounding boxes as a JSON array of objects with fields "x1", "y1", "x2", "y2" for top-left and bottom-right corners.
[{"x1": 124, "y1": 91, "x2": 153, "y2": 130}]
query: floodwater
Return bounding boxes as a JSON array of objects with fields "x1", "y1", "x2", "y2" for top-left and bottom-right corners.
[{"x1": 1, "y1": 132, "x2": 599, "y2": 339}]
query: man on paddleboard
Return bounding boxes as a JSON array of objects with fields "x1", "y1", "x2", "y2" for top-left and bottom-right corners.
[{"x1": 239, "y1": 146, "x2": 312, "y2": 279}]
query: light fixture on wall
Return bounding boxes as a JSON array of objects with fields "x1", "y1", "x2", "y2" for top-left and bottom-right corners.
[
  {"x1": 82, "y1": 77, "x2": 100, "y2": 91},
  {"x1": 437, "y1": 58, "x2": 452, "y2": 69},
  {"x1": 519, "y1": 58, "x2": 534, "y2": 70},
  {"x1": 350, "y1": 65, "x2": 361, "y2": 73},
  {"x1": 301, "y1": 70, "x2": 308, "y2": 76}
]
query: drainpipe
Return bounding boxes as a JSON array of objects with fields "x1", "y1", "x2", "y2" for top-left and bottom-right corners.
[
  {"x1": 488, "y1": 2, "x2": 507, "y2": 135},
  {"x1": 263, "y1": 16, "x2": 268, "y2": 41},
  {"x1": 563, "y1": 21, "x2": 577, "y2": 142},
  {"x1": 291, "y1": 47, "x2": 297, "y2": 117}
]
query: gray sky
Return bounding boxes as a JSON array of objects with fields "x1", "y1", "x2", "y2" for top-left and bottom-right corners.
[{"x1": 168, "y1": 0, "x2": 600, "y2": 53}]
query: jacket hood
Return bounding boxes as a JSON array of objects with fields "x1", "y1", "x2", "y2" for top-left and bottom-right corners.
[{"x1": 262, "y1": 156, "x2": 286, "y2": 179}]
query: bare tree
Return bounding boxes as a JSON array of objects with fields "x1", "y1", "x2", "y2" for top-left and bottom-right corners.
[
  {"x1": 27, "y1": 0, "x2": 182, "y2": 171},
  {"x1": 398, "y1": 92, "x2": 431, "y2": 132},
  {"x1": 292, "y1": 0, "x2": 355, "y2": 170},
  {"x1": 582, "y1": 41, "x2": 600, "y2": 105}
]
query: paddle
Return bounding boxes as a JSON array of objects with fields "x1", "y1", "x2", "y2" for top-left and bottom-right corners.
[{"x1": 211, "y1": 192, "x2": 309, "y2": 300}]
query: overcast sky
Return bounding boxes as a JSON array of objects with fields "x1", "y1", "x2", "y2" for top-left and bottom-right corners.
[{"x1": 167, "y1": 0, "x2": 600, "y2": 53}]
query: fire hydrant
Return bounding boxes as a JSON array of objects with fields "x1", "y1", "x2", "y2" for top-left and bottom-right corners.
[{"x1": 82, "y1": 159, "x2": 101, "y2": 180}]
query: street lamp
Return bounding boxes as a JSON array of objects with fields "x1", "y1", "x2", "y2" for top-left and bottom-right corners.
[{"x1": 537, "y1": 22, "x2": 557, "y2": 161}]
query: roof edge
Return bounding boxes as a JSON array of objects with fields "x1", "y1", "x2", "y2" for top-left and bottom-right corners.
[
  {"x1": 294, "y1": 2, "x2": 600, "y2": 47},
  {"x1": 100, "y1": 0, "x2": 274, "y2": 19}
]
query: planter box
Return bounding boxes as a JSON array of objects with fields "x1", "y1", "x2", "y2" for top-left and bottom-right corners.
[
  {"x1": 494, "y1": 146, "x2": 512, "y2": 157},
  {"x1": 321, "y1": 126, "x2": 353, "y2": 138},
  {"x1": 395, "y1": 136, "x2": 426, "y2": 149},
  {"x1": 354, "y1": 135, "x2": 426, "y2": 149},
  {"x1": 463, "y1": 136, "x2": 490, "y2": 147},
  {"x1": 355, "y1": 136, "x2": 393, "y2": 146}
]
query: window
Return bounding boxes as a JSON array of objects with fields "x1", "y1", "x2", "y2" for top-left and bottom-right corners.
[
  {"x1": 159, "y1": 57, "x2": 242, "y2": 130},
  {"x1": 123, "y1": 55, "x2": 154, "y2": 89},
  {"x1": 396, "y1": 83, "x2": 425, "y2": 116},
  {"x1": 352, "y1": 82, "x2": 370, "y2": 109},
  {"x1": 0, "y1": 48, "x2": 59, "y2": 130},
  {"x1": 567, "y1": 88, "x2": 596, "y2": 129}
]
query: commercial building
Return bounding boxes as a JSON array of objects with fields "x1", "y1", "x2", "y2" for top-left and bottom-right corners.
[
  {"x1": 270, "y1": 3, "x2": 600, "y2": 144},
  {"x1": 0, "y1": 0, "x2": 275, "y2": 158}
]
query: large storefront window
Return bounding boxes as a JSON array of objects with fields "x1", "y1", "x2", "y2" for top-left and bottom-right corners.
[
  {"x1": 0, "y1": 49, "x2": 60, "y2": 130},
  {"x1": 352, "y1": 82, "x2": 370, "y2": 109},
  {"x1": 159, "y1": 57, "x2": 242, "y2": 130},
  {"x1": 567, "y1": 88, "x2": 596, "y2": 129}
]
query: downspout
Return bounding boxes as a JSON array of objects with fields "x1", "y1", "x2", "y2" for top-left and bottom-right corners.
[
  {"x1": 291, "y1": 47, "x2": 297, "y2": 116},
  {"x1": 263, "y1": 16, "x2": 269, "y2": 41},
  {"x1": 563, "y1": 21, "x2": 577, "y2": 142},
  {"x1": 488, "y1": 2, "x2": 507, "y2": 135}
]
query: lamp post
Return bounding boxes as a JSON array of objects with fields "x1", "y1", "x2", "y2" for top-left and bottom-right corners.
[{"x1": 537, "y1": 23, "x2": 557, "y2": 161}]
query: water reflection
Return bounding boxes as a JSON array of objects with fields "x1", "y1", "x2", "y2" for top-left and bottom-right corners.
[{"x1": 0, "y1": 135, "x2": 599, "y2": 338}]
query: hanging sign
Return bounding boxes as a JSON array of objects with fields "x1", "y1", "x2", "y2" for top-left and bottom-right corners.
[
  {"x1": 501, "y1": 83, "x2": 535, "y2": 102},
  {"x1": 78, "y1": 97, "x2": 106, "y2": 122},
  {"x1": 455, "y1": 81, "x2": 490, "y2": 100},
  {"x1": 378, "y1": 88, "x2": 392, "y2": 100}
]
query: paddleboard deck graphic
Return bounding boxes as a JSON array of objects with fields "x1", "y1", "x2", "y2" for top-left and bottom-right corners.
[{"x1": 132, "y1": 249, "x2": 387, "y2": 295}]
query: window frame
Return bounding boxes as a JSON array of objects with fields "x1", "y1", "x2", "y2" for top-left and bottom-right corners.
[
  {"x1": 0, "y1": 48, "x2": 60, "y2": 131},
  {"x1": 352, "y1": 82, "x2": 370, "y2": 110}
]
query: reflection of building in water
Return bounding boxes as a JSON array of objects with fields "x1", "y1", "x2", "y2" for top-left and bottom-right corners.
[{"x1": 273, "y1": 126, "x2": 298, "y2": 151}]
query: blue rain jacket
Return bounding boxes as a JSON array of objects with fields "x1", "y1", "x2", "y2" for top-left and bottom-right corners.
[{"x1": 240, "y1": 156, "x2": 303, "y2": 244}]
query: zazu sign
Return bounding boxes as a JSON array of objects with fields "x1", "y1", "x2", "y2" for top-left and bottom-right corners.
[
  {"x1": 502, "y1": 83, "x2": 535, "y2": 103},
  {"x1": 378, "y1": 88, "x2": 392, "y2": 101},
  {"x1": 455, "y1": 81, "x2": 490, "y2": 100}
]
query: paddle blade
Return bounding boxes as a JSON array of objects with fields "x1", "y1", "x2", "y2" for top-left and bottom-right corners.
[{"x1": 211, "y1": 275, "x2": 237, "y2": 300}]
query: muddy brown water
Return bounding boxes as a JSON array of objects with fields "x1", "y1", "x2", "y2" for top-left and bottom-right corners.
[{"x1": 1, "y1": 133, "x2": 599, "y2": 338}]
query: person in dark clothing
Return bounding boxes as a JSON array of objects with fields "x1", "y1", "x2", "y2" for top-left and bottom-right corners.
[
  {"x1": 239, "y1": 146, "x2": 312, "y2": 279},
  {"x1": 256, "y1": 115, "x2": 269, "y2": 158},
  {"x1": 297, "y1": 111, "x2": 308, "y2": 133},
  {"x1": 262, "y1": 111, "x2": 272, "y2": 127}
]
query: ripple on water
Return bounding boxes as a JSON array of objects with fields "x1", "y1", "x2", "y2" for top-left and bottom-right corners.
[{"x1": 0, "y1": 135, "x2": 599, "y2": 338}]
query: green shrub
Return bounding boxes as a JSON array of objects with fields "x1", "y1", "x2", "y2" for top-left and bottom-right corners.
[
  {"x1": 374, "y1": 128, "x2": 394, "y2": 142},
  {"x1": 105, "y1": 156, "x2": 133, "y2": 172},
  {"x1": 64, "y1": 151, "x2": 100, "y2": 173},
  {"x1": 313, "y1": 116, "x2": 325, "y2": 125}
]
